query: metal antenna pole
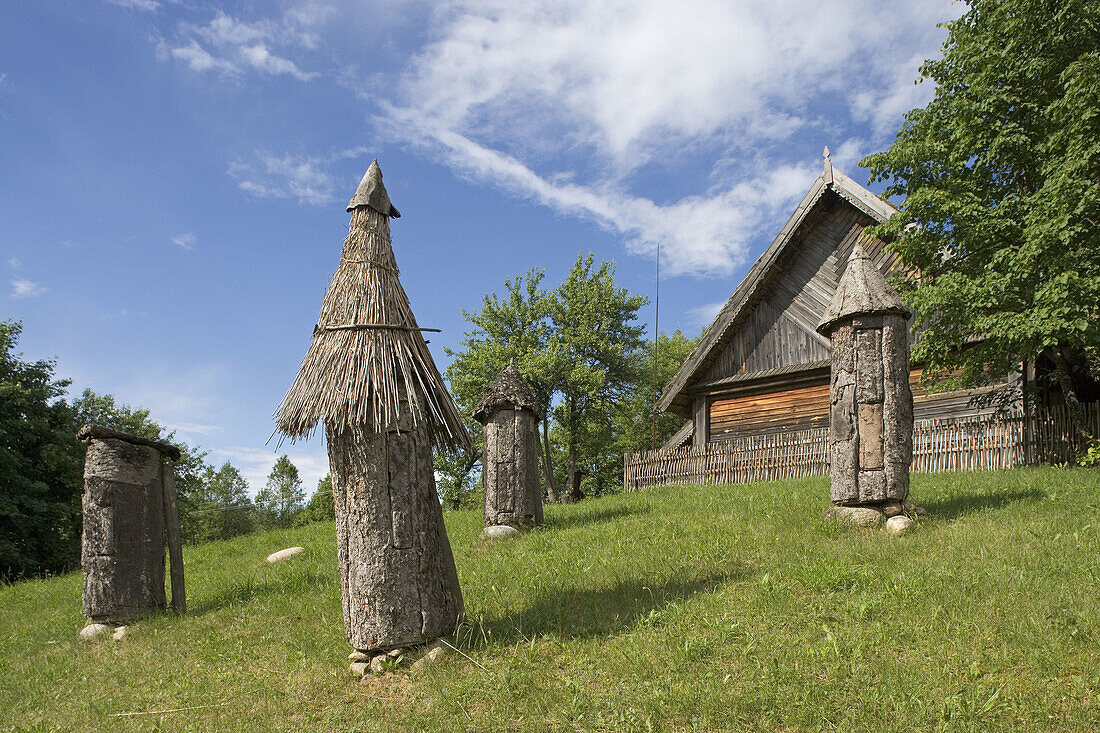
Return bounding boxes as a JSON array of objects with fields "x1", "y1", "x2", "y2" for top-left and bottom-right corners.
[{"x1": 651, "y1": 241, "x2": 660, "y2": 451}]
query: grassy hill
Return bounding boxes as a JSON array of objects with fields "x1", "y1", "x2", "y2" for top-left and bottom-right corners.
[{"x1": 2, "y1": 467, "x2": 1098, "y2": 732}]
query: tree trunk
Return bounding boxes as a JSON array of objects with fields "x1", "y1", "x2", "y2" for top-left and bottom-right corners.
[
  {"x1": 1052, "y1": 348, "x2": 1088, "y2": 440},
  {"x1": 562, "y1": 440, "x2": 584, "y2": 503},
  {"x1": 540, "y1": 417, "x2": 559, "y2": 503},
  {"x1": 327, "y1": 419, "x2": 463, "y2": 652}
]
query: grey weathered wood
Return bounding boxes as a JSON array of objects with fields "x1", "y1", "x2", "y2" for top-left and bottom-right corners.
[
  {"x1": 819, "y1": 244, "x2": 913, "y2": 506},
  {"x1": 328, "y1": 416, "x2": 463, "y2": 652},
  {"x1": 693, "y1": 396, "x2": 708, "y2": 447},
  {"x1": 160, "y1": 461, "x2": 185, "y2": 613},
  {"x1": 81, "y1": 434, "x2": 168, "y2": 623},
  {"x1": 474, "y1": 363, "x2": 543, "y2": 528}
]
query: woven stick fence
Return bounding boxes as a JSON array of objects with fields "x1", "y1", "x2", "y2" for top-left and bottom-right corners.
[{"x1": 624, "y1": 403, "x2": 1099, "y2": 491}]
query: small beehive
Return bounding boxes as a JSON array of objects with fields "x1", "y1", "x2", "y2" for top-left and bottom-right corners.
[{"x1": 473, "y1": 361, "x2": 543, "y2": 528}]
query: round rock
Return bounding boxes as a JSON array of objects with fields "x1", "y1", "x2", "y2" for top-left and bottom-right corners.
[
  {"x1": 80, "y1": 623, "x2": 112, "y2": 640},
  {"x1": 882, "y1": 501, "x2": 904, "y2": 518},
  {"x1": 885, "y1": 515, "x2": 914, "y2": 535},
  {"x1": 481, "y1": 525, "x2": 521, "y2": 540},
  {"x1": 112, "y1": 626, "x2": 128, "y2": 641},
  {"x1": 349, "y1": 661, "x2": 369, "y2": 676},
  {"x1": 266, "y1": 547, "x2": 306, "y2": 563}
]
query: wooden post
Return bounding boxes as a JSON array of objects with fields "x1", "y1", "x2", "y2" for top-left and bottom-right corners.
[{"x1": 161, "y1": 460, "x2": 185, "y2": 613}]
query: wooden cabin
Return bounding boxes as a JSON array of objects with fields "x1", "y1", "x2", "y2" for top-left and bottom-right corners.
[{"x1": 658, "y1": 153, "x2": 1009, "y2": 449}]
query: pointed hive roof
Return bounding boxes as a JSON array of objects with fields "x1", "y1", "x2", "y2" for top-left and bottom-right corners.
[
  {"x1": 816, "y1": 242, "x2": 911, "y2": 335},
  {"x1": 472, "y1": 361, "x2": 542, "y2": 423},
  {"x1": 276, "y1": 159, "x2": 469, "y2": 450},
  {"x1": 347, "y1": 159, "x2": 401, "y2": 217}
]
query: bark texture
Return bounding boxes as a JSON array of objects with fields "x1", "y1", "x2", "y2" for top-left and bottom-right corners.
[
  {"x1": 81, "y1": 437, "x2": 166, "y2": 623},
  {"x1": 327, "y1": 415, "x2": 463, "y2": 652},
  {"x1": 481, "y1": 407, "x2": 542, "y2": 528}
]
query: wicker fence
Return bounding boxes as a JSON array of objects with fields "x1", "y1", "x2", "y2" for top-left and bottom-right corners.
[{"x1": 623, "y1": 403, "x2": 1099, "y2": 491}]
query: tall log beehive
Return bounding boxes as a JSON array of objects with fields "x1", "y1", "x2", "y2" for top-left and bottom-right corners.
[{"x1": 817, "y1": 243, "x2": 913, "y2": 505}]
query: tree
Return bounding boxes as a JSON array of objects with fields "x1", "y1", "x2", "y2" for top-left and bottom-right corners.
[
  {"x1": 296, "y1": 474, "x2": 335, "y2": 525},
  {"x1": 860, "y1": 0, "x2": 1100, "y2": 415},
  {"x1": 549, "y1": 254, "x2": 648, "y2": 502},
  {"x1": 183, "y1": 462, "x2": 254, "y2": 543},
  {"x1": 0, "y1": 320, "x2": 83, "y2": 579},
  {"x1": 256, "y1": 455, "x2": 305, "y2": 527},
  {"x1": 613, "y1": 329, "x2": 701, "y2": 455}
]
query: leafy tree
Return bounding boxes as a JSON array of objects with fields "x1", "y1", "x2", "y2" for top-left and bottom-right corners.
[
  {"x1": 256, "y1": 455, "x2": 305, "y2": 527},
  {"x1": 0, "y1": 320, "x2": 83, "y2": 579},
  {"x1": 549, "y1": 254, "x2": 648, "y2": 502},
  {"x1": 614, "y1": 329, "x2": 701, "y2": 455},
  {"x1": 861, "y1": 0, "x2": 1100, "y2": 415},
  {"x1": 184, "y1": 462, "x2": 253, "y2": 543},
  {"x1": 296, "y1": 474, "x2": 335, "y2": 525},
  {"x1": 70, "y1": 389, "x2": 162, "y2": 440}
]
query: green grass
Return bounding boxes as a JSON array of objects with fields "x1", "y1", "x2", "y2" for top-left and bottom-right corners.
[{"x1": 2, "y1": 467, "x2": 1099, "y2": 732}]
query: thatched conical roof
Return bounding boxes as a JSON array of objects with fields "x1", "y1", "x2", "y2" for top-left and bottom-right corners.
[
  {"x1": 817, "y1": 242, "x2": 911, "y2": 335},
  {"x1": 276, "y1": 160, "x2": 470, "y2": 450},
  {"x1": 472, "y1": 360, "x2": 542, "y2": 423}
]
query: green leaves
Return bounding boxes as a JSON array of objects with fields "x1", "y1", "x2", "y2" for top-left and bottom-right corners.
[{"x1": 862, "y1": 0, "x2": 1100, "y2": 401}]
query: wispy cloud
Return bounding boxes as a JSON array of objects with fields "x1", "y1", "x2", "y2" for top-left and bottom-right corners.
[
  {"x1": 229, "y1": 151, "x2": 343, "y2": 206},
  {"x1": 104, "y1": 0, "x2": 161, "y2": 11},
  {"x1": 11, "y1": 279, "x2": 45, "y2": 299},
  {"x1": 172, "y1": 232, "x2": 196, "y2": 250},
  {"x1": 375, "y1": 0, "x2": 959, "y2": 278},
  {"x1": 8, "y1": 257, "x2": 21, "y2": 269},
  {"x1": 686, "y1": 301, "x2": 726, "y2": 330},
  {"x1": 158, "y1": 10, "x2": 319, "y2": 81}
]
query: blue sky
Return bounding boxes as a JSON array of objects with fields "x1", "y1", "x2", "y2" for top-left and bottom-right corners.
[{"x1": 1, "y1": 0, "x2": 961, "y2": 493}]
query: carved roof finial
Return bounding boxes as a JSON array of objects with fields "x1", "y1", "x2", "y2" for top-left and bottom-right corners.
[{"x1": 823, "y1": 146, "x2": 833, "y2": 186}]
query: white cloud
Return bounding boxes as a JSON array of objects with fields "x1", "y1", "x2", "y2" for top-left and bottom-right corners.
[
  {"x1": 172, "y1": 232, "x2": 196, "y2": 250},
  {"x1": 8, "y1": 257, "x2": 21, "y2": 269},
  {"x1": 11, "y1": 279, "x2": 45, "y2": 299},
  {"x1": 160, "y1": 10, "x2": 319, "y2": 81},
  {"x1": 376, "y1": 0, "x2": 959, "y2": 277},
  {"x1": 105, "y1": 0, "x2": 161, "y2": 10},
  {"x1": 229, "y1": 152, "x2": 342, "y2": 206}
]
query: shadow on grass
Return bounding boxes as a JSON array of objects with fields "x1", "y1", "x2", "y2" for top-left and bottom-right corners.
[
  {"x1": 469, "y1": 567, "x2": 749, "y2": 645},
  {"x1": 191, "y1": 569, "x2": 335, "y2": 615},
  {"x1": 923, "y1": 488, "x2": 1044, "y2": 520},
  {"x1": 543, "y1": 503, "x2": 650, "y2": 531}
]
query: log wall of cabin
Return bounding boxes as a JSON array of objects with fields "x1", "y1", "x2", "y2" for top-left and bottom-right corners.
[
  {"x1": 706, "y1": 369, "x2": 1012, "y2": 442},
  {"x1": 700, "y1": 197, "x2": 902, "y2": 385}
]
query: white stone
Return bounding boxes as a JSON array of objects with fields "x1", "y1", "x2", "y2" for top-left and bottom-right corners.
[
  {"x1": 111, "y1": 626, "x2": 128, "y2": 641},
  {"x1": 885, "y1": 515, "x2": 914, "y2": 535},
  {"x1": 481, "y1": 525, "x2": 521, "y2": 540},
  {"x1": 349, "y1": 650, "x2": 371, "y2": 662},
  {"x1": 266, "y1": 547, "x2": 306, "y2": 563},
  {"x1": 349, "y1": 661, "x2": 369, "y2": 676},
  {"x1": 370, "y1": 654, "x2": 388, "y2": 674},
  {"x1": 80, "y1": 623, "x2": 111, "y2": 640}
]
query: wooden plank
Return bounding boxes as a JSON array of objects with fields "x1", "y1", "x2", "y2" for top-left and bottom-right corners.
[{"x1": 161, "y1": 460, "x2": 186, "y2": 614}]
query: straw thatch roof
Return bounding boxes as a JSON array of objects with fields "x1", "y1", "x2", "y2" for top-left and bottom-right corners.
[
  {"x1": 472, "y1": 361, "x2": 542, "y2": 423},
  {"x1": 275, "y1": 160, "x2": 471, "y2": 450},
  {"x1": 816, "y1": 242, "x2": 911, "y2": 335}
]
